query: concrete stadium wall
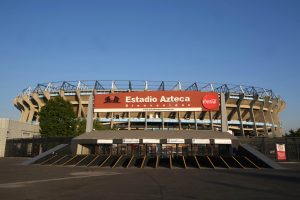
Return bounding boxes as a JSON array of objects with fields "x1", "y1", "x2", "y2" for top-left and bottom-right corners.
[{"x1": 13, "y1": 81, "x2": 285, "y2": 137}]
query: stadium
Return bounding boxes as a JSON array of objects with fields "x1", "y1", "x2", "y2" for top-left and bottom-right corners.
[{"x1": 14, "y1": 80, "x2": 285, "y2": 137}]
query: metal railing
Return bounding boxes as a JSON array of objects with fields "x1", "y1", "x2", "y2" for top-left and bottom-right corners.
[
  {"x1": 19, "y1": 80, "x2": 282, "y2": 100},
  {"x1": 4, "y1": 137, "x2": 73, "y2": 157},
  {"x1": 5, "y1": 136, "x2": 299, "y2": 161},
  {"x1": 238, "y1": 137, "x2": 300, "y2": 161}
]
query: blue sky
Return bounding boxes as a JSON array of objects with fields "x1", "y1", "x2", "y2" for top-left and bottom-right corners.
[{"x1": 0, "y1": 0, "x2": 299, "y2": 131}]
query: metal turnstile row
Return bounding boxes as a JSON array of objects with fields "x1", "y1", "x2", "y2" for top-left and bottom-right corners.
[{"x1": 34, "y1": 154, "x2": 267, "y2": 169}]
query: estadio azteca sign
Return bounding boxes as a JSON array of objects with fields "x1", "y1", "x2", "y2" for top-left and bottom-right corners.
[{"x1": 94, "y1": 91, "x2": 219, "y2": 112}]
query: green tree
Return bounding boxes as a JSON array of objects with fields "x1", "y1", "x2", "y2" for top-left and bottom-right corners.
[
  {"x1": 38, "y1": 96, "x2": 78, "y2": 137},
  {"x1": 93, "y1": 120, "x2": 112, "y2": 130},
  {"x1": 286, "y1": 128, "x2": 300, "y2": 137},
  {"x1": 75, "y1": 118, "x2": 112, "y2": 135},
  {"x1": 76, "y1": 118, "x2": 87, "y2": 135}
]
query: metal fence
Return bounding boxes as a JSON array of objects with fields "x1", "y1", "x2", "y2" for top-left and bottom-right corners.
[
  {"x1": 238, "y1": 137, "x2": 300, "y2": 161},
  {"x1": 5, "y1": 137, "x2": 73, "y2": 157},
  {"x1": 4, "y1": 136, "x2": 300, "y2": 161}
]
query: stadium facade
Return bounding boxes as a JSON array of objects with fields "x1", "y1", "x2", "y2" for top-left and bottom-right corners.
[{"x1": 14, "y1": 80, "x2": 286, "y2": 137}]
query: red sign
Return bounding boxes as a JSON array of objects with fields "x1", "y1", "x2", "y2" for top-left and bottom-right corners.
[
  {"x1": 276, "y1": 144, "x2": 286, "y2": 161},
  {"x1": 94, "y1": 91, "x2": 219, "y2": 112},
  {"x1": 202, "y1": 94, "x2": 219, "y2": 110}
]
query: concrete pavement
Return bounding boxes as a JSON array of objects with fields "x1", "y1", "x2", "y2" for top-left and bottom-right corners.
[{"x1": 0, "y1": 158, "x2": 299, "y2": 200}]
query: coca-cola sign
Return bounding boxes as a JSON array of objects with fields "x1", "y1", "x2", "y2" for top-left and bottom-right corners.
[{"x1": 202, "y1": 94, "x2": 219, "y2": 110}]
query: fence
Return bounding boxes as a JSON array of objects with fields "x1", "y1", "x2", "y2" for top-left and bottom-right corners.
[
  {"x1": 4, "y1": 136, "x2": 300, "y2": 161},
  {"x1": 5, "y1": 137, "x2": 73, "y2": 157},
  {"x1": 238, "y1": 137, "x2": 300, "y2": 161}
]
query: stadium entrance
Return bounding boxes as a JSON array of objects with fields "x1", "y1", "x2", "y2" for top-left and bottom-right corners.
[
  {"x1": 86, "y1": 143, "x2": 230, "y2": 157},
  {"x1": 28, "y1": 130, "x2": 282, "y2": 170},
  {"x1": 71, "y1": 130, "x2": 235, "y2": 157}
]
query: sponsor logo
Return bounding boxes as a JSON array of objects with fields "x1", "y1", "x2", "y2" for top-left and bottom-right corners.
[
  {"x1": 104, "y1": 95, "x2": 120, "y2": 103},
  {"x1": 202, "y1": 94, "x2": 218, "y2": 110}
]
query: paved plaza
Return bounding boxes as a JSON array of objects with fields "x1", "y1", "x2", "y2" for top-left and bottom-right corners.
[{"x1": 0, "y1": 158, "x2": 299, "y2": 200}]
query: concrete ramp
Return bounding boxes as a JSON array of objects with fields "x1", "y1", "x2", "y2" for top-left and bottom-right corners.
[
  {"x1": 238, "y1": 144, "x2": 284, "y2": 169},
  {"x1": 22, "y1": 144, "x2": 69, "y2": 165}
]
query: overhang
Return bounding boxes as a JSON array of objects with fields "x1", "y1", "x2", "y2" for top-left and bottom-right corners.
[{"x1": 72, "y1": 130, "x2": 237, "y2": 145}]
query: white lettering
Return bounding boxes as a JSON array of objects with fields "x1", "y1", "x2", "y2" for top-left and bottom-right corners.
[
  {"x1": 160, "y1": 96, "x2": 190, "y2": 102},
  {"x1": 203, "y1": 99, "x2": 217, "y2": 104},
  {"x1": 126, "y1": 96, "x2": 157, "y2": 103}
]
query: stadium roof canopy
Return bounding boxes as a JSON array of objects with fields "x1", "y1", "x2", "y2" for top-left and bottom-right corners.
[{"x1": 19, "y1": 80, "x2": 282, "y2": 100}]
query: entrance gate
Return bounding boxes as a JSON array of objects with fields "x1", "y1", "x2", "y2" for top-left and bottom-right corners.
[{"x1": 93, "y1": 143, "x2": 231, "y2": 157}]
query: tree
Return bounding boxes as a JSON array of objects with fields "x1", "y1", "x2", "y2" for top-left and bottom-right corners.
[
  {"x1": 38, "y1": 96, "x2": 78, "y2": 137},
  {"x1": 76, "y1": 118, "x2": 87, "y2": 135},
  {"x1": 286, "y1": 128, "x2": 300, "y2": 137},
  {"x1": 93, "y1": 120, "x2": 112, "y2": 130},
  {"x1": 75, "y1": 118, "x2": 112, "y2": 135}
]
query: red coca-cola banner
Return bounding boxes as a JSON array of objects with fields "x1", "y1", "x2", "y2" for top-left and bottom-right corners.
[
  {"x1": 276, "y1": 144, "x2": 286, "y2": 161},
  {"x1": 94, "y1": 91, "x2": 219, "y2": 112}
]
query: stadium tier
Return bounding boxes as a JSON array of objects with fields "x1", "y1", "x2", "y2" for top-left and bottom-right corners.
[{"x1": 14, "y1": 80, "x2": 286, "y2": 137}]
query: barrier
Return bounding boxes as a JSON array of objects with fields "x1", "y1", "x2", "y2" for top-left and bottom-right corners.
[
  {"x1": 126, "y1": 156, "x2": 135, "y2": 168},
  {"x1": 205, "y1": 156, "x2": 215, "y2": 169},
  {"x1": 112, "y1": 155, "x2": 123, "y2": 168}
]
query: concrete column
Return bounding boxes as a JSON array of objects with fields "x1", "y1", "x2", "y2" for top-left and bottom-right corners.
[
  {"x1": 145, "y1": 112, "x2": 148, "y2": 130},
  {"x1": 86, "y1": 94, "x2": 94, "y2": 133},
  {"x1": 275, "y1": 100, "x2": 285, "y2": 136},
  {"x1": 268, "y1": 100, "x2": 276, "y2": 137},
  {"x1": 263, "y1": 97, "x2": 275, "y2": 136},
  {"x1": 220, "y1": 93, "x2": 228, "y2": 132},
  {"x1": 14, "y1": 98, "x2": 27, "y2": 122},
  {"x1": 22, "y1": 95, "x2": 36, "y2": 122},
  {"x1": 162, "y1": 112, "x2": 165, "y2": 130},
  {"x1": 272, "y1": 99, "x2": 281, "y2": 136},
  {"x1": 43, "y1": 91, "x2": 51, "y2": 100},
  {"x1": 249, "y1": 96, "x2": 258, "y2": 136},
  {"x1": 76, "y1": 144, "x2": 83, "y2": 155},
  {"x1": 93, "y1": 90, "x2": 97, "y2": 119},
  {"x1": 110, "y1": 112, "x2": 114, "y2": 129},
  {"x1": 76, "y1": 144, "x2": 90, "y2": 155},
  {"x1": 59, "y1": 90, "x2": 66, "y2": 100},
  {"x1": 128, "y1": 112, "x2": 131, "y2": 130},
  {"x1": 76, "y1": 90, "x2": 86, "y2": 118},
  {"x1": 236, "y1": 94, "x2": 245, "y2": 136},
  {"x1": 178, "y1": 112, "x2": 182, "y2": 130},
  {"x1": 209, "y1": 111, "x2": 213, "y2": 130},
  {"x1": 32, "y1": 93, "x2": 45, "y2": 111},
  {"x1": 237, "y1": 106, "x2": 244, "y2": 136},
  {"x1": 194, "y1": 111, "x2": 198, "y2": 130},
  {"x1": 260, "y1": 100, "x2": 268, "y2": 136},
  {"x1": 75, "y1": 91, "x2": 80, "y2": 117}
]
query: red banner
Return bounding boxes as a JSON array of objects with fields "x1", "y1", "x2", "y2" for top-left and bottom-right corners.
[
  {"x1": 94, "y1": 91, "x2": 219, "y2": 112},
  {"x1": 276, "y1": 144, "x2": 286, "y2": 161}
]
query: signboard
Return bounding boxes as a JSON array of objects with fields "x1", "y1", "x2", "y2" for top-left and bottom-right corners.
[
  {"x1": 276, "y1": 144, "x2": 286, "y2": 161},
  {"x1": 94, "y1": 91, "x2": 219, "y2": 112},
  {"x1": 167, "y1": 138, "x2": 185, "y2": 144},
  {"x1": 123, "y1": 139, "x2": 140, "y2": 144},
  {"x1": 214, "y1": 139, "x2": 232, "y2": 144},
  {"x1": 97, "y1": 139, "x2": 113, "y2": 144},
  {"x1": 142, "y1": 139, "x2": 160, "y2": 144},
  {"x1": 192, "y1": 139, "x2": 210, "y2": 144}
]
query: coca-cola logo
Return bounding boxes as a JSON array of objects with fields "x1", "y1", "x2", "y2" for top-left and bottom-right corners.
[{"x1": 202, "y1": 94, "x2": 218, "y2": 110}]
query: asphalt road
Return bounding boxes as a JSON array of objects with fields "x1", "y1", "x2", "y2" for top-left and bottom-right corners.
[{"x1": 0, "y1": 158, "x2": 299, "y2": 200}]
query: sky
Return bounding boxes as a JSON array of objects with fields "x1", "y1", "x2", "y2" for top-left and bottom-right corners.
[{"x1": 0, "y1": 0, "x2": 299, "y2": 131}]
